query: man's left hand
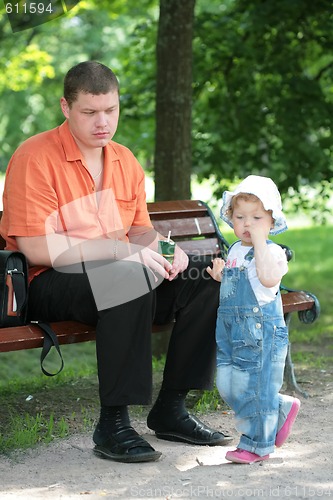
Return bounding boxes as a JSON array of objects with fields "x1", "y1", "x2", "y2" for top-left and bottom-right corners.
[{"x1": 166, "y1": 245, "x2": 189, "y2": 281}]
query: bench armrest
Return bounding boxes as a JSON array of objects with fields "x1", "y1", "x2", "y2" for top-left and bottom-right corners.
[{"x1": 280, "y1": 284, "x2": 321, "y2": 324}]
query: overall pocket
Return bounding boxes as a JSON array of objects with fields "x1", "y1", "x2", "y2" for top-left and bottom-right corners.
[{"x1": 220, "y1": 268, "x2": 238, "y2": 300}]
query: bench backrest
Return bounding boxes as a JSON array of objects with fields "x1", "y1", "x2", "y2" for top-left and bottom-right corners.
[
  {"x1": 147, "y1": 199, "x2": 229, "y2": 259},
  {"x1": 0, "y1": 200, "x2": 229, "y2": 259}
]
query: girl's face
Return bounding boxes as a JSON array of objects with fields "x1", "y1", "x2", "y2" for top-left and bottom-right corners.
[{"x1": 231, "y1": 197, "x2": 274, "y2": 246}]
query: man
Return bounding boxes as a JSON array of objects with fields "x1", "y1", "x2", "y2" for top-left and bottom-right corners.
[{"x1": 0, "y1": 61, "x2": 232, "y2": 463}]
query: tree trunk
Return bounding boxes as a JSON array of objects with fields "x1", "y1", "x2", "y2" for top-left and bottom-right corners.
[{"x1": 154, "y1": 0, "x2": 195, "y2": 201}]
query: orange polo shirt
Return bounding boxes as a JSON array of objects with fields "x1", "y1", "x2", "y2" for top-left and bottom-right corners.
[{"x1": 0, "y1": 120, "x2": 153, "y2": 281}]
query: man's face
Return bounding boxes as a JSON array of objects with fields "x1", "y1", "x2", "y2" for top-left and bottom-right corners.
[{"x1": 60, "y1": 90, "x2": 120, "y2": 152}]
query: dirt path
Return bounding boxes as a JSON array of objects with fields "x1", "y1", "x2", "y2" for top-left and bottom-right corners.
[{"x1": 0, "y1": 371, "x2": 332, "y2": 499}]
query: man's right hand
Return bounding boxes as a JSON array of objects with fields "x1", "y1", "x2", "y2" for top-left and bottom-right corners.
[{"x1": 124, "y1": 246, "x2": 172, "y2": 281}]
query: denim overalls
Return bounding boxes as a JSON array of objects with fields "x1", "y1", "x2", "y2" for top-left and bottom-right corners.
[{"x1": 215, "y1": 245, "x2": 290, "y2": 456}]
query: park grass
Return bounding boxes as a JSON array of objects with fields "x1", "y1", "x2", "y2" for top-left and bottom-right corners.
[
  {"x1": 0, "y1": 224, "x2": 331, "y2": 452},
  {"x1": 273, "y1": 225, "x2": 332, "y2": 354}
]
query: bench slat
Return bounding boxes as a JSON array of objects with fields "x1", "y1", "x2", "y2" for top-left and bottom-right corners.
[
  {"x1": 148, "y1": 200, "x2": 208, "y2": 219},
  {"x1": 177, "y1": 238, "x2": 221, "y2": 256},
  {"x1": 151, "y1": 217, "x2": 216, "y2": 239},
  {"x1": 0, "y1": 322, "x2": 95, "y2": 352}
]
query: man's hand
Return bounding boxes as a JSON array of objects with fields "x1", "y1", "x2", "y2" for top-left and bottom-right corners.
[
  {"x1": 166, "y1": 244, "x2": 189, "y2": 281},
  {"x1": 124, "y1": 246, "x2": 172, "y2": 280},
  {"x1": 124, "y1": 243, "x2": 189, "y2": 282}
]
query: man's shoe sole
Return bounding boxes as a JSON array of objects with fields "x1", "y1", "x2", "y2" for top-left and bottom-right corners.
[
  {"x1": 154, "y1": 430, "x2": 233, "y2": 446},
  {"x1": 148, "y1": 414, "x2": 233, "y2": 446},
  {"x1": 94, "y1": 445, "x2": 162, "y2": 463}
]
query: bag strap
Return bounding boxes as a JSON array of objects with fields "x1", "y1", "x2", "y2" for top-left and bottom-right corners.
[
  {"x1": 10, "y1": 270, "x2": 27, "y2": 316},
  {"x1": 31, "y1": 321, "x2": 65, "y2": 377}
]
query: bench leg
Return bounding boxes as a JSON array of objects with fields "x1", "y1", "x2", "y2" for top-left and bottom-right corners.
[
  {"x1": 284, "y1": 341, "x2": 309, "y2": 399},
  {"x1": 283, "y1": 313, "x2": 309, "y2": 398}
]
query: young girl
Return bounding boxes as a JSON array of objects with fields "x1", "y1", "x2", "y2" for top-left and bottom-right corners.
[{"x1": 207, "y1": 175, "x2": 300, "y2": 464}]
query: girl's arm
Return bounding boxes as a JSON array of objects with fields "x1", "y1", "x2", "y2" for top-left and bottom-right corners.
[{"x1": 253, "y1": 240, "x2": 287, "y2": 287}]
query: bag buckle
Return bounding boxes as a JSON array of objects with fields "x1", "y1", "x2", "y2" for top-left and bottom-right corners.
[{"x1": 8, "y1": 268, "x2": 25, "y2": 276}]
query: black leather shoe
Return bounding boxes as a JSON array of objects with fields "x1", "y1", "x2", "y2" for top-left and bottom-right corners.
[
  {"x1": 93, "y1": 425, "x2": 162, "y2": 463},
  {"x1": 147, "y1": 413, "x2": 233, "y2": 446}
]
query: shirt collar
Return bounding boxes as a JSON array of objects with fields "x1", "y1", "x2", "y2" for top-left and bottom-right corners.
[{"x1": 58, "y1": 120, "x2": 82, "y2": 162}]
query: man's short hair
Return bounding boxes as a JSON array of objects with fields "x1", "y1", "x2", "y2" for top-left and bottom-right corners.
[{"x1": 64, "y1": 61, "x2": 119, "y2": 106}]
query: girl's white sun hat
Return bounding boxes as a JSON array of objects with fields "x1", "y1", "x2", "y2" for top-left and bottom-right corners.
[{"x1": 220, "y1": 175, "x2": 288, "y2": 235}]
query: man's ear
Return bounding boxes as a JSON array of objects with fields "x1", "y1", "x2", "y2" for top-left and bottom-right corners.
[{"x1": 60, "y1": 97, "x2": 70, "y2": 118}]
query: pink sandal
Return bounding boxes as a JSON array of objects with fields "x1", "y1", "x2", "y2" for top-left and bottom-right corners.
[
  {"x1": 225, "y1": 449, "x2": 270, "y2": 464},
  {"x1": 275, "y1": 398, "x2": 301, "y2": 447}
]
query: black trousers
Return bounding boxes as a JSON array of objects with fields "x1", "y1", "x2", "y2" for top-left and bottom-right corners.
[{"x1": 28, "y1": 256, "x2": 220, "y2": 406}]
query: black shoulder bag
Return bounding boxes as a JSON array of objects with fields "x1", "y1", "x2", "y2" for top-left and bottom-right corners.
[
  {"x1": 0, "y1": 251, "x2": 64, "y2": 376},
  {"x1": 0, "y1": 250, "x2": 28, "y2": 327}
]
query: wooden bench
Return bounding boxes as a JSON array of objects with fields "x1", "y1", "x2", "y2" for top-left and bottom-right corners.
[{"x1": 0, "y1": 200, "x2": 320, "y2": 396}]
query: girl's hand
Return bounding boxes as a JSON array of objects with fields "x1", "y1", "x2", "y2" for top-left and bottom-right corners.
[
  {"x1": 246, "y1": 223, "x2": 268, "y2": 247},
  {"x1": 206, "y1": 258, "x2": 225, "y2": 282}
]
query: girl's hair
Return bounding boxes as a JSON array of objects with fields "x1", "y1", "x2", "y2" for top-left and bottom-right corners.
[
  {"x1": 64, "y1": 61, "x2": 119, "y2": 107},
  {"x1": 226, "y1": 193, "x2": 273, "y2": 219}
]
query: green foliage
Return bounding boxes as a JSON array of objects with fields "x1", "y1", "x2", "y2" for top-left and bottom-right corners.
[
  {"x1": 0, "y1": 46, "x2": 54, "y2": 92},
  {"x1": 0, "y1": 0, "x2": 158, "y2": 169},
  {"x1": 284, "y1": 181, "x2": 333, "y2": 224},
  {"x1": 192, "y1": 0, "x2": 333, "y2": 212},
  {"x1": 0, "y1": 0, "x2": 332, "y2": 210}
]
